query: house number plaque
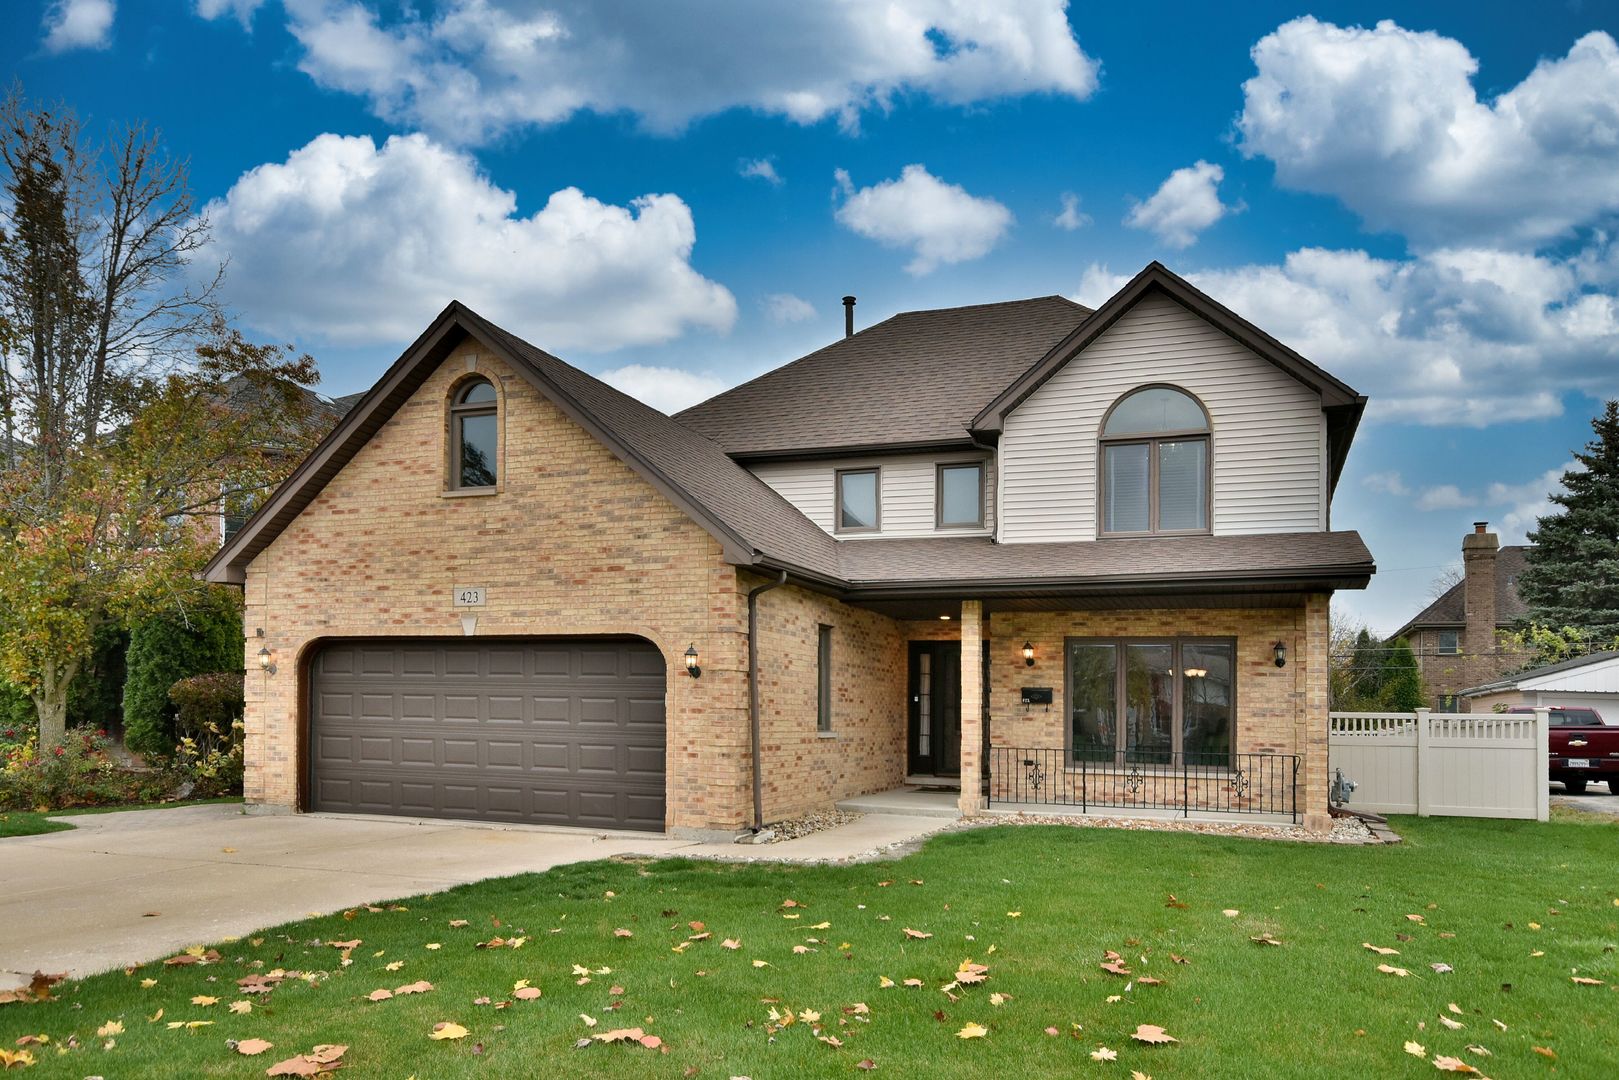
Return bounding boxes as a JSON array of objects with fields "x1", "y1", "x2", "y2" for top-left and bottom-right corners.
[{"x1": 453, "y1": 586, "x2": 487, "y2": 608}]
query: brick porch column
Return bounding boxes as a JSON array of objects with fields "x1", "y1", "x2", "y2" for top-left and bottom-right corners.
[
  {"x1": 1298, "y1": 593, "x2": 1332, "y2": 833},
  {"x1": 958, "y1": 600, "x2": 985, "y2": 817}
]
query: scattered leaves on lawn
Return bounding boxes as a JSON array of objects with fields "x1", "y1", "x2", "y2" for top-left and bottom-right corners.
[
  {"x1": 1404, "y1": 1041, "x2": 1426, "y2": 1059},
  {"x1": 1362, "y1": 943, "x2": 1399, "y2": 955},
  {"x1": 1571, "y1": 976, "x2": 1604, "y2": 986},
  {"x1": 902, "y1": 928, "x2": 932, "y2": 940},
  {"x1": 1131, "y1": 1025, "x2": 1177, "y2": 1045},
  {"x1": 1376, "y1": 964, "x2": 1410, "y2": 977},
  {"x1": 955, "y1": 1022, "x2": 987, "y2": 1039},
  {"x1": 1432, "y1": 1057, "x2": 1482, "y2": 1074},
  {"x1": 95, "y1": 1020, "x2": 123, "y2": 1037},
  {"x1": 1250, "y1": 934, "x2": 1283, "y2": 947},
  {"x1": 429, "y1": 1022, "x2": 468, "y2": 1041},
  {"x1": 233, "y1": 1038, "x2": 274, "y2": 1056}
]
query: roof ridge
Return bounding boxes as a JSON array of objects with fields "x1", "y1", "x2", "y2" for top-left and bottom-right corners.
[{"x1": 890, "y1": 294, "x2": 1093, "y2": 318}]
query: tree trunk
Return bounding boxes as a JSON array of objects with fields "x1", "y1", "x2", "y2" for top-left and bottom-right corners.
[{"x1": 32, "y1": 657, "x2": 79, "y2": 750}]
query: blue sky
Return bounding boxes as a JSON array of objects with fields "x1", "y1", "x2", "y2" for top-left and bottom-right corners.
[{"x1": 8, "y1": 0, "x2": 1619, "y2": 633}]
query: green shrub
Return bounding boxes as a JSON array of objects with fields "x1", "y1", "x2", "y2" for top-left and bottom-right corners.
[
  {"x1": 0, "y1": 726, "x2": 151, "y2": 811},
  {"x1": 167, "y1": 672, "x2": 245, "y2": 797},
  {"x1": 123, "y1": 587, "x2": 242, "y2": 758}
]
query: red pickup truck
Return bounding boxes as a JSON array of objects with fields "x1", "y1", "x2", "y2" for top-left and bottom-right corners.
[{"x1": 1509, "y1": 706, "x2": 1619, "y2": 794}]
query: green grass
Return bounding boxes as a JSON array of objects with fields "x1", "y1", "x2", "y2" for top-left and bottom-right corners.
[
  {"x1": 0, "y1": 811, "x2": 73, "y2": 837},
  {"x1": 4, "y1": 816, "x2": 1617, "y2": 1078},
  {"x1": 0, "y1": 797, "x2": 244, "y2": 839}
]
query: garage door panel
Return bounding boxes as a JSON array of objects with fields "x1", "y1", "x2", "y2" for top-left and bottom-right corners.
[{"x1": 311, "y1": 639, "x2": 666, "y2": 831}]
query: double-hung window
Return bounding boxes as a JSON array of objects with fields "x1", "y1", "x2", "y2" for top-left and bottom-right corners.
[
  {"x1": 1099, "y1": 386, "x2": 1209, "y2": 535},
  {"x1": 1067, "y1": 637, "x2": 1235, "y2": 765}
]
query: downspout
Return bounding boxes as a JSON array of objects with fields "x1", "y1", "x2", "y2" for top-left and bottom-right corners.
[{"x1": 748, "y1": 569, "x2": 789, "y2": 832}]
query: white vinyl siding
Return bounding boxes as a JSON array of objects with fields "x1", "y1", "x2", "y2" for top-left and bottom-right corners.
[
  {"x1": 749, "y1": 453, "x2": 994, "y2": 539},
  {"x1": 998, "y1": 293, "x2": 1325, "y2": 543}
]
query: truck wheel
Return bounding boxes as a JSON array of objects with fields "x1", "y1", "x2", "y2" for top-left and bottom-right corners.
[{"x1": 1563, "y1": 779, "x2": 1588, "y2": 795}]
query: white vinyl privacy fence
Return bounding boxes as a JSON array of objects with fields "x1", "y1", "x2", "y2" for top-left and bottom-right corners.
[{"x1": 1328, "y1": 709, "x2": 1549, "y2": 821}]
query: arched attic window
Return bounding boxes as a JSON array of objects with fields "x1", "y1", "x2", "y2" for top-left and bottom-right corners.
[
  {"x1": 1099, "y1": 386, "x2": 1210, "y2": 536},
  {"x1": 450, "y1": 377, "x2": 498, "y2": 489}
]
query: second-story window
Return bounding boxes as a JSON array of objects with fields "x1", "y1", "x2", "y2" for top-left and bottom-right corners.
[
  {"x1": 836, "y1": 468, "x2": 880, "y2": 532},
  {"x1": 937, "y1": 462, "x2": 985, "y2": 529},
  {"x1": 451, "y1": 377, "x2": 498, "y2": 490},
  {"x1": 1437, "y1": 630, "x2": 1460, "y2": 655},
  {"x1": 1100, "y1": 386, "x2": 1210, "y2": 536}
]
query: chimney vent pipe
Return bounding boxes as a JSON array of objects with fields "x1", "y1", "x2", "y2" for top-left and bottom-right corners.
[{"x1": 842, "y1": 295, "x2": 856, "y2": 338}]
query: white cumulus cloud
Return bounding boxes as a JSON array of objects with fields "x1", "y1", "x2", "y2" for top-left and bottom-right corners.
[
  {"x1": 1415, "y1": 485, "x2": 1478, "y2": 511},
  {"x1": 739, "y1": 158, "x2": 782, "y2": 186},
  {"x1": 1075, "y1": 241, "x2": 1619, "y2": 427},
  {"x1": 764, "y1": 293, "x2": 815, "y2": 324},
  {"x1": 834, "y1": 164, "x2": 1013, "y2": 275},
  {"x1": 1238, "y1": 18, "x2": 1619, "y2": 246},
  {"x1": 254, "y1": 0, "x2": 1098, "y2": 145},
  {"x1": 203, "y1": 132, "x2": 737, "y2": 352},
  {"x1": 597, "y1": 364, "x2": 729, "y2": 415},
  {"x1": 1362, "y1": 471, "x2": 1411, "y2": 497},
  {"x1": 41, "y1": 0, "x2": 114, "y2": 52},
  {"x1": 1053, "y1": 192, "x2": 1091, "y2": 231},
  {"x1": 194, "y1": 0, "x2": 266, "y2": 25},
  {"x1": 1124, "y1": 161, "x2": 1233, "y2": 249}
]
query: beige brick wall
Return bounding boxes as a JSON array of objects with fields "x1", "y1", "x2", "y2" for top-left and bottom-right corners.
[
  {"x1": 747, "y1": 576, "x2": 908, "y2": 822},
  {"x1": 241, "y1": 343, "x2": 752, "y2": 832},
  {"x1": 978, "y1": 602, "x2": 1331, "y2": 823}
]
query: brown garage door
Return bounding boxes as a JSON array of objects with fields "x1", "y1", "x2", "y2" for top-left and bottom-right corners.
[{"x1": 309, "y1": 639, "x2": 666, "y2": 831}]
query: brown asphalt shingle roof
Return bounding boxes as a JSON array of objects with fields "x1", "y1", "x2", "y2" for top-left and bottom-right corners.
[
  {"x1": 1393, "y1": 546, "x2": 1529, "y2": 636},
  {"x1": 676, "y1": 296, "x2": 1091, "y2": 456},
  {"x1": 838, "y1": 531, "x2": 1374, "y2": 589}
]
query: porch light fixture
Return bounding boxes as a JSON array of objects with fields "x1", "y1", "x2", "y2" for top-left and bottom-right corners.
[
  {"x1": 684, "y1": 643, "x2": 702, "y2": 679},
  {"x1": 255, "y1": 628, "x2": 275, "y2": 675},
  {"x1": 1273, "y1": 641, "x2": 1287, "y2": 668},
  {"x1": 1184, "y1": 666, "x2": 1207, "y2": 678},
  {"x1": 1022, "y1": 641, "x2": 1035, "y2": 667},
  {"x1": 939, "y1": 614, "x2": 951, "y2": 621}
]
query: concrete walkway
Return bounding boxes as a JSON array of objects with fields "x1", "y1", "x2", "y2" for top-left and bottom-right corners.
[{"x1": 1, "y1": 803, "x2": 949, "y2": 989}]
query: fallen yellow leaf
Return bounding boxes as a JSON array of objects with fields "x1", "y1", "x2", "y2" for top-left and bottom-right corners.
[
  {"x1": 956, "y1": 1022, "x2": 988, "y2": 1039},
  {"x1": 428, "y1": 1022, "x2": 468, "y2": 1041}
]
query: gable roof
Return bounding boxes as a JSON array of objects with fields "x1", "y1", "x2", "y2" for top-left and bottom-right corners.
[
  {"x1": 675, "y1": 295, "x2": 1091, "y2": 458},
  {"x1": 203, "y1": 302, "x2": 840, "y2": 585},
  {"x1": 969, "y1": 262, "x2": 1366, "y2": 493},
  {"x1": 1391, "y1": 546, "x2": 1529, "y2": 639}
]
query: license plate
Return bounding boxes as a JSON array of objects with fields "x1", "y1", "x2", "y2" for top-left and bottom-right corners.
[{"x1": 1567, "y1": 758, "x2": 1592, "y2": 769}]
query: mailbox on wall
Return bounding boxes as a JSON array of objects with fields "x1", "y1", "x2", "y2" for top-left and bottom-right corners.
[{"x1": 1020, "y1": 686, "x2": 1053, "y2": 706}]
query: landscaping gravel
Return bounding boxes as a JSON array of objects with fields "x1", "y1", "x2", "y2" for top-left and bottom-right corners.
[
  {"x1": 955, "y1": 810, "x2": 1382, "y2": 844},
  {"x1": 764, "y1": 807, "x2": 864, "y2": 841}
]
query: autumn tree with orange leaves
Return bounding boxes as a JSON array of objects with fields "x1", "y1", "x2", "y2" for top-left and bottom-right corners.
[{"x1": 0, "y1": 88, "x2": 322, "y2": 748}]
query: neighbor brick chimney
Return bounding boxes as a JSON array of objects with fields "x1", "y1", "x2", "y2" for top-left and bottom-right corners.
[{"x1": 1462, "y1": 521, "x2": 1499, "y2": 661}]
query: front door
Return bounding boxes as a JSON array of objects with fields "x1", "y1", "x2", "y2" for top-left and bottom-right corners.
[{"x1": 908, "y1": 642, "x2": 961, "y2": 777}]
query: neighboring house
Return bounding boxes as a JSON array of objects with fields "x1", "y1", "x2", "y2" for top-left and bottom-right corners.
[
  {"x1": 1460, "y1": 650, "x2": 1619, "y2": 720},
  {"x1": 1390, "y1": 524, "x2": 1534, "y2": 709},
  {"x1": 203, "y1": 262, "x2": 1374, "y2": 837}
]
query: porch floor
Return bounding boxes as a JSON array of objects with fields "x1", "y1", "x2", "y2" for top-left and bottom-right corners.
[
  {"x1": 838, "y1": 787, "x2": 1300, "y2": 828},
  {"x1": 837, "y1": 788, "x2": 960, "y2": 819}
]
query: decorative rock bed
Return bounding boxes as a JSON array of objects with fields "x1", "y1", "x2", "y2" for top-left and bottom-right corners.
[
  {"x1": 764, "y1": 807, "x2": 865, "y2": 842},
  {"x1": 956, "y1": 811, "x2": 1384, "y2": 845}
]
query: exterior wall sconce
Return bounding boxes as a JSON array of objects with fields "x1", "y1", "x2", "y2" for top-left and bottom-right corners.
[
  {"x1": 255, "y1": 629, "x2": 276, "y2": 675},
  {"x1": 684, "y1": 643, "x2": 702, "y2": 679},
  {"x1": 1273, "y1": 641, "x2": 1287, "y2": 668},
  {"x1": 1022, "y1": 641, "x2": 1035, "y2": 667}
]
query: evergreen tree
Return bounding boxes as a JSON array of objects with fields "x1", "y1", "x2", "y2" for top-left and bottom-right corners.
[
  {"x1": 1376, "y1": 637, "x2": 1426, "y2": 711},
  {"x1": 1519, "y1": 401, "x2": 1619, "y2": 638}
]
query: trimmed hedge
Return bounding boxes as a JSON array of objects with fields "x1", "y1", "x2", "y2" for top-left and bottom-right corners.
[{"x1": 123, "y1": 587, "x2": 243, "y2": 758}]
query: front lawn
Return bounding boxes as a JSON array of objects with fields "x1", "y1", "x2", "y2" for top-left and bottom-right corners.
[
  {"x1": 3, "y1": 816, "x2": 1616, "y2": 1077},
  {"x1": 0, "y1": 811, "x2": 73, "y2": 838}
]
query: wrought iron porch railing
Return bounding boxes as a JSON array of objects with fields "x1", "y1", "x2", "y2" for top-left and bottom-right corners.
[{"x1": 987, "y1": 748, "x2": 1300, "y2": 822}]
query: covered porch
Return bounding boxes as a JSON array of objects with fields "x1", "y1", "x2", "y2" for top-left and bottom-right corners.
[{"x1": 862, "y1": 593, "x2": 1333, "y2": 832}]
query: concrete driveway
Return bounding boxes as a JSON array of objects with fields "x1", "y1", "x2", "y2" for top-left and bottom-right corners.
[{"x1": 1, "y1": 804, "x2": 947, "y2": 990}]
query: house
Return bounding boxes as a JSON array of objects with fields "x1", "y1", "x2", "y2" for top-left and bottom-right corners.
[
  {"x1": 1459, "y1": 650, "x2": 1619, "y2": 719},
  {"x1": 203, "y1": 262, "x2": 1374, "y2": 837},
  {"x1": 1390, "y1": 523, "x2": 1535, "y2": 709}
]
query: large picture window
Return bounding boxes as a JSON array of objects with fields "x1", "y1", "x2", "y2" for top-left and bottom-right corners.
[
  {"x1": 1099, "y1": 386, "x2": 1209, "y2": 535},
  {"x1": 1067, "y1": 637, "x2": 1234, "y2": 765},
  {"x1": 450, "y1": 378, "x2": 498, "y2": 489}
]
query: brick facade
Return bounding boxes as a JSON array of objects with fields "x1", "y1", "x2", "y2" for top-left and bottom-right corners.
[{"x1": 242, "y1": 341, "x2": 1336, "y2": 834}]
